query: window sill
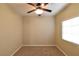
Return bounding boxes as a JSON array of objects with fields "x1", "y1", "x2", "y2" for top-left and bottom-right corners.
[{"x1": 62, "y1": 39, "x2": 79, "y2": 46}]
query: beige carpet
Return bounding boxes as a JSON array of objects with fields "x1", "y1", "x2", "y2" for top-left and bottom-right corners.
[{"x1": 14, "y1": 46, "x2": 65, "y2": 56}]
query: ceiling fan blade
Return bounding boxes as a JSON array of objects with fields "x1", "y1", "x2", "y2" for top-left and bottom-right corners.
[
  {"x1": 27, "y1": 9, "x2": 36, "y2": 13},
  {"x1": 27, "y1": 3, "x2": 35, "y2": 7},
  {"x1": 44, "y1": 3, "x2": 48, "y2": 6},
  {"x1": 42, "y1": 8, "x2": 52, "y2": 12},
  {"x1": 36, "y1": 3, "x2": 41, "y2": 6}
]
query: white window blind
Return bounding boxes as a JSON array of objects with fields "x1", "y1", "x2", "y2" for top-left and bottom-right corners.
[{"x1": 62, "y1": 17, "x2": 79, "y2": 45}]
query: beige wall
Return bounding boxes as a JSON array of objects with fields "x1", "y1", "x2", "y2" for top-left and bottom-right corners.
[
  {"x1": 0, "y1": 4, "x2": 23, "y2": 55},
  {"x1": 55, "y1": 3, "x2": 79, "y2": 55},
  {"x1": 23, "y1": 16, "x2": 55, "y2": 45}
]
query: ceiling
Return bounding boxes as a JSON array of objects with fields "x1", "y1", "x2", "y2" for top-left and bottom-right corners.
[{"x1": 8, "y1": 3, "x2": 68, "y2": 16}]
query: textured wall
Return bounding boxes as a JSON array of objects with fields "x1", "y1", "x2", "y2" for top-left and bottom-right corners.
[
  {"x1": 55, "y1": 3, "x2": 79, "y2": 55},
  {"x1": 23, "y1": 16, "x2": 56, "y2": 46},
  {"x1": 0, "y1": 4, "x2": 23, "y2": 55}
]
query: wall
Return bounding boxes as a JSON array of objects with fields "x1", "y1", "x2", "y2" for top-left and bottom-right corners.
[
  {"x1": 55, "y1": 3, "x2": 79, "y2": 55},
  {"x1": 0, "y1": 4, "x2": 23, "y2": 55},
  {"x1": 23, "y1": 16, "x2": 55, "y2": 46}
]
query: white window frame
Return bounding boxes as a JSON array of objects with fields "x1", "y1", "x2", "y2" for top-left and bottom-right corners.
[{"x1": 62, "y1": 17, "x2": 79, "y2": 45}]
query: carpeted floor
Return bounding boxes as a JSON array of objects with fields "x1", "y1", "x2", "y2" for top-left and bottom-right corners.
[{"x1": 14, "y1": 46, "x2": 65, "y2": 56}]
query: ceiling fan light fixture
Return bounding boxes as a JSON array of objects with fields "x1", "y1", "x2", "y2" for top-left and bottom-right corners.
[
  {"x1": 41, "y1": 3, "x2": 44, "y2": 7},
  {"x1": 35, "y1": 9, "x2": 43, "y2": 14}
]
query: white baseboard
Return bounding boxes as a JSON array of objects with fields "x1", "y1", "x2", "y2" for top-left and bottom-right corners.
[
  {"x1": 23, "y1": 45, "x2": 56, "y2": 46},
  {"x1": 11, "y1": 44, "x2": 23, "y2": 56},
  {"x1": 10, "y1": 44, "x2": 67, "y2": 56},
  {"x1": 11, "y1": 44, "x2": 56, "y2": 56},
  {"x1": 56, "y1": 46, "x2": 68, "y2": 56}
]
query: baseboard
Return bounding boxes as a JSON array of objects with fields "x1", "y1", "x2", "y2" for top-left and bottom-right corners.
[
  {"x1": 23, "y1": 45, "x2": 56, "y2": 46},
  {"x1": 11, "y1": 44, "x2": 67, "y2": 56},
  {"x1": 56, "y1": 46, "x2": 68, "y2": 56},
  {"x1": 11, "y1": 44, "x2": 23, "y2": 56}
]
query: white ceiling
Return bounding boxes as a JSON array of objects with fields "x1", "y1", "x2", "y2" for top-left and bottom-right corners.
[{"x1": 8, "y1": 3, "x2": 68, "y2": 16}]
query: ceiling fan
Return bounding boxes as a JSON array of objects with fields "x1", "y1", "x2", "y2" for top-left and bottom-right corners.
[{"x1": 27, "y1": 3, "x2": 52, "y2": 16}]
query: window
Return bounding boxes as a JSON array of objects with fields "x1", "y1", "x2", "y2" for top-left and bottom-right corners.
[{"x1": 62, "y1": 17, "x2": 79, "y2": 45}]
